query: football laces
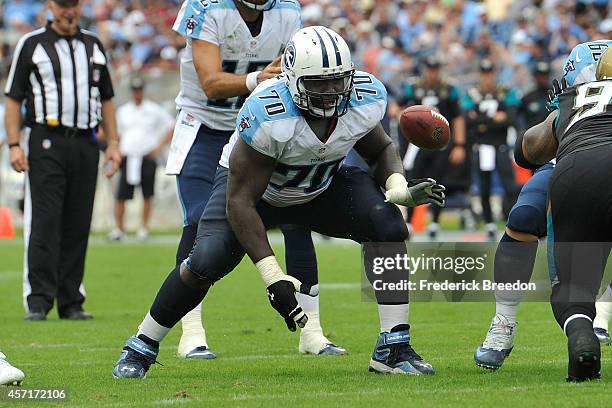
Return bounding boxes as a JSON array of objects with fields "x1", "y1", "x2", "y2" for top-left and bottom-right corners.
[{"x1": 430, "y1": 110, "x2": 449, "y2": 127}]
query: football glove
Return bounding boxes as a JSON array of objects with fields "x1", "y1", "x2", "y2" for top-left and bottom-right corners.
[
  {"x1": 256, "y1": 256, "x2": 319, "y2": 332},
  {"x1": 384, "y1": 173, "x2": 446, "y2": 207},
  {"x1": 546, "y1": 77, "x2": 567, "y2": 112}
]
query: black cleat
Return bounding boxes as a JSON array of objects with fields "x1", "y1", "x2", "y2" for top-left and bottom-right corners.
[
  {"x1": 24, "y1": 310, "x2": 47, "y2": 321},
  {"x1": 567, "y1": 328, "x2": 601, "y2": 382},
  {"x1": 112, "y1": 337, "x2": 159, "y2": 379},
  {"x1": 59, "y1": 308, "x2": 93, "y2": 320}
]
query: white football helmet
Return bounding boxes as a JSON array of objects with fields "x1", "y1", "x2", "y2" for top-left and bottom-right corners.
[
  {"x1": 236, "y1": 0, "x2": 276, "y2": 11},
  {"x1": 282, "y1": 26, "x2": 355, "y2": 118}
]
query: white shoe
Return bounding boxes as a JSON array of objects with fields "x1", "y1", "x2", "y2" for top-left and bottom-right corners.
[
  {"x1": 0, "y1": 352, "x2": 25, "y2": 385},
  {"x1": 136, "y1": 228, "x2": 149, "y2": 242},
  {"x1": 178, "y1": 334, "x2": 216, "y2": 360},
  {"x1": 107, "y1": 228, "x2": 125, "y2": 242},
  {"x1": 299, "y1": 330, "x2": 347, "y2": 356},
  {"x1": 485, "y1": 223, "x2": 497, "y2": 241}
]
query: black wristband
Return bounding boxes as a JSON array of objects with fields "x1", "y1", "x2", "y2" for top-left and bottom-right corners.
[{"x1": 8, "y1": 142, "x2": 20, "y2": 149}]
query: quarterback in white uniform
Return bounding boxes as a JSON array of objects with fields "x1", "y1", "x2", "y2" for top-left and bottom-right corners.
[
  {"x1": 113, "y1": 26, "x2": 445, "y2": 379},
  {"x1": 168, "y1": 0, "x2": 344, "y2": 359}
]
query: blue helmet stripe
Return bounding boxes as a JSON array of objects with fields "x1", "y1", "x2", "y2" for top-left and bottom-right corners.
[
  {"x1": 322, "y1": 28, "x2": 342, "y2": 66},
  {"x1": 313, "y1": 28, "x2": 329, "y2": 68}
]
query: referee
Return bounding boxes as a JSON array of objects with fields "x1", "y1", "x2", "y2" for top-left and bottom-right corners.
[{"x1": 3, "y1": 0, "x2": 121, "y2": 321}]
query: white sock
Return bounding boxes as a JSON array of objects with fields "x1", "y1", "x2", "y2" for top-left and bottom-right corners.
[
  {"x1": 296, "y1": 286, "x2": 320, "y2": 314},
  {"x1": 296, "y1": 289, "x2": 322, "y2": 334},
  {"x1": 563, "y1": 314, "x2": 592, "y2": 336},
  {"x1": 377, "y1": 304, "x2": 409, "y2": 333},
  {"x1": 137, "y1": 312, "x2": 172, "y2": 343},
  {"x1": 495, "y1": 301, "x2": 519, "y2": 324},
  {"x1": 594, "y1": 284, "x2": 612, "y2": 330},
  {"x1": 181, "y1": 302, "x2": 208, "y2": 346}
]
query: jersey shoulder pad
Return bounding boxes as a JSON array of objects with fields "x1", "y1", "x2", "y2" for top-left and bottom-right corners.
[
  {"x1": 273, "y1": 0, "x2": 301, "y2": 11},
  {"x1": 563, "y1": 40, "x2": 612, "y2": 86},
  {"x1": 350, "y1": 71, "x2": 388, "y2": 107},
  {"x1": 173, "y1": 0, "x2": 233, "y2": 36},
  {"x1": 237, "y1": 81, "x2": 300, "y2": 145}
]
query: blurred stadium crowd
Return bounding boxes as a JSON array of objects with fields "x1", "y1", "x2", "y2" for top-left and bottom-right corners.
[
  {"x1": 0, "y1": 0, "x2": 611, "y2": 232},
  {"x1": 1, "y1": 0, "x2": 610, "y2": 92}
]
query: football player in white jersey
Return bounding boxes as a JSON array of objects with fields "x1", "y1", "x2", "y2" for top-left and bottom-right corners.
[
  {"x1": 113, "y1": 26, "x2": 445, "y2": 379},
  {"x1": 169, "y1": 0, "x2": 345, "y2": 359}
]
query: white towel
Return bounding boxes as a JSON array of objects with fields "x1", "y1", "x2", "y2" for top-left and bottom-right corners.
[
  {"x1": 126, "y1": 155, "x2": 142, "y2": 185},
  {"x1": 165, "y1": 111, "x2": 201, "y2": 175},
  {"x1": 478, "y1": 144, "x2": 496, "y2": 171},
  {"x1": 402, "y1": 144, "x2": 420, "y2": 171}
]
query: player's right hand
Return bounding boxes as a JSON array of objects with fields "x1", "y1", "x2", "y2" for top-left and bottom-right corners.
[
  {"x1": 266, "y1": 276, "x2": 316, "y2": 332},
  {"x1": 256, "y1": 255, "x2": 318, "y2": 331},
  {"x1": 257, "y1": 57, "x2": 282, "y2": 84}
]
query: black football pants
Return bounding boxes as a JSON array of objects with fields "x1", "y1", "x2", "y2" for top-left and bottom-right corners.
[
  {"x1": 24, "y1": 126, "x2": 99, "y2": 315},
  {"x1": 548, "y1": 144, "x2": 612, "y2": 329}
]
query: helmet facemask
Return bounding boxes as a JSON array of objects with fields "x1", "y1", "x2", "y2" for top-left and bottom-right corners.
[
  {"x1": 296, "y1": 71, "x2": 355, "y2": 118},
  {"x1": 236, "y1": 0, "x2": 276, "y2": 11}
]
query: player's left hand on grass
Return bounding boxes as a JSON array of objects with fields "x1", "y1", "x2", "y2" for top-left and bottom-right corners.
[
  {"x1": 256, "y1": 256, "x2": 319, "y2": 332},
  {"x1": 384, "y1": 173, "x2": 445, "y2": 208}
]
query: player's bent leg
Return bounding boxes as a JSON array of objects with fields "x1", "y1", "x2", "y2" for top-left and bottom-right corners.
[
  {"x1": 0, "y1": 352, "x2": 25, "y2": 386},
  {"x1": 594, "y1": 283, "x2": 612, "y2": 344},
  {"x1": 476, "y1": 165, "x2": 550, "y2": 369}
]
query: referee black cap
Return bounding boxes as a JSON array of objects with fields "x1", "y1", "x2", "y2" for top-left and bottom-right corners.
[{"x1": 51, "y1": 0, "x2": 80, "y2": 7}]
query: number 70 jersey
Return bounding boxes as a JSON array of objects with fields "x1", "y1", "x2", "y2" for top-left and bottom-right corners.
[
  {"x1": 172, "y1": 0, "x2": 301, "y2": 131},
  {"x1": 219, "y1": 72, "x2": 388, "y2": 207}
]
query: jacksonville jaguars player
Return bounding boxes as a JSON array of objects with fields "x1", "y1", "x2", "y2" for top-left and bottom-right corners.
[
  {"x1": 520, "y1": 45, "x2": 612, "y2": 382},
  {"x1": 169, "y1": 0, "x2": 345, "y2": 359},
  {"x1": 475, "y1": 40, "x2": 612, "y2": 371},
  {"x1": 112, "y1": 26, "x2": 445, "y2": 379}
]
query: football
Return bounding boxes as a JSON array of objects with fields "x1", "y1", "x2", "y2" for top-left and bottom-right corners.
[{"x1": 399, "y1": 105, "x2": 451, "y2": 150}]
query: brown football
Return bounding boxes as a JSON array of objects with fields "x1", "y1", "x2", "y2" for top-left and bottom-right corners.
[{"x1": 399, "y1": 105, "x2": 451, "y2": 150}]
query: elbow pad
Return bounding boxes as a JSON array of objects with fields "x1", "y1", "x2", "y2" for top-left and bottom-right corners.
[{"x1": 514, "y1": 132, "x2": 540, "y2": 170}]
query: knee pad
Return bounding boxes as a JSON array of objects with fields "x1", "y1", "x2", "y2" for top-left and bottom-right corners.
[
  {"x1": 186, "y1": 233, "x2": 244, "y2": 284},
  {"x1": 507, "y1": 204, "x2": 546, "y2": 238},
  {"x1": 369, "y1": 203, "x2": 409, "y2": 242}
]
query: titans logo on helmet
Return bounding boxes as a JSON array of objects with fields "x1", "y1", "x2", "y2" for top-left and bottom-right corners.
[{"x1": 285, "y1": 43, "x2": 296, "y2": 68}]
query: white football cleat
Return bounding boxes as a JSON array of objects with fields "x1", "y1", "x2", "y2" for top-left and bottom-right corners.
[
  {"x1": 178, "y1": 334, "x2": 216, "y2": 360},
  {"x1": 178, "y1": 307, "x2": 216, "y2": 360},
  {"x1": 0, "y1": 352, "x2": 25, "y2": 386},
  {"x1": 299, "y1": 330, "x2": 347, "y2": 356}
]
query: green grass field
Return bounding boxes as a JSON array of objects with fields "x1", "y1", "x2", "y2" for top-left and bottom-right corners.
[{"x1": 0, "y1": 239, "x2": 609, "y2": 407}]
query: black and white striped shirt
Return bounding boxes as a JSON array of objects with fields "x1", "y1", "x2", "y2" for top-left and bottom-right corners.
[{"x1": 4, "y1": 21, "x2": 114, "y2": 130}]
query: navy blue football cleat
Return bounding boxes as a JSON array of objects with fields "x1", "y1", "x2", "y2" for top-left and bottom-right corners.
[
  {"x1": 112, "y1": 336, "x2": 159, "y2": 379},
  {"x1": 368, "y1": 325, "x2": 435, "y2": 375},
  {"x1": 475, "y1": 314, "x2": 516, "y2": 370}
]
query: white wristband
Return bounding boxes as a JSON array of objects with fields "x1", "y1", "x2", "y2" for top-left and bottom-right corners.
[
  {"x1": 255, "y1": 255, "x2": 284, "y2": 287},
  {"x1": 385, "y1": 172, "x2": 407, "y2": 191},
  {"x1": 246, "y1": 71, "x2": 261, "y2": 92}
]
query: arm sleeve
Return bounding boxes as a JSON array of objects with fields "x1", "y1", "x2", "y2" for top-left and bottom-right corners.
[
  {"x1": 448, "y1": 86, "x2": 462, "y2": 120},
  {"x1": 4, "y1": 35, "x2": 32, "y2": 101}
]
